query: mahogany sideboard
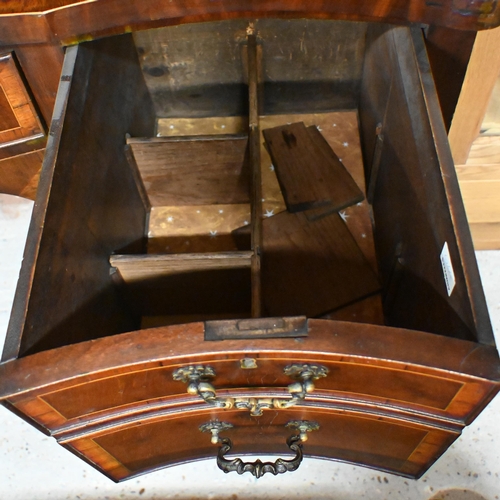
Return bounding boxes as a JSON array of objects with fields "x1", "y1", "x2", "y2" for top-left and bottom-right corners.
[{"x1": 0, "y1": 1, "x2": 499, "y2": 483}]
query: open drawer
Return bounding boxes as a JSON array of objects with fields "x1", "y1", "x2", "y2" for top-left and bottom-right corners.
[{"x1": 0, "y1": 19, "x2": 498, "y2": 482}]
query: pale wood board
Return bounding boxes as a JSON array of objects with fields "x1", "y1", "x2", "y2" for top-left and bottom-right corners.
[
  {"x1": 110, "y1": 251, "x2": 252, "y2": 283},
  {"x1": 456, "y1": 164, "x2": 500, "y2": 249},
  {"x1": 449, "y1": 26, "x2": 500, "y2": 165},
  {"x1": 465, "y1": 135, "x2": 500, "y2": 165},
  {"x1": 156, "y1": 116, "x2": 247, "y2": 137},
  {"x1": 481, "y1": 76, "x2": 500, "y2": 135},
  {"x1": 468, "y1": 223, "x2": 500, "y2": 250},
  {"x1": 456, "y1": 164, "x2": 500, "y2": 223}
]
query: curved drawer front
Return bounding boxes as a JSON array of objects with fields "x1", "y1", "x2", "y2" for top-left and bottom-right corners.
[
  {"x1": 59, "y1": 405, "x2": 459, "y2": 481},
  {"x1": 13, "y1": 355, "x2": 489, "y2": 429},
  {"x1": 1, "y1": 320, "x2": 498, "y2": 480},
  {"x1": 4, "y1": 320, "x2": 499, "y2": 431}
]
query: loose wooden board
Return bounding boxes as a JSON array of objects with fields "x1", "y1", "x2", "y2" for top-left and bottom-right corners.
[
  {"x1": 263, "y1": 122, "x2": 363, "y2": 213},
  {"x1": 261, "y1": 211, "x2": 380, "y2": 318}
]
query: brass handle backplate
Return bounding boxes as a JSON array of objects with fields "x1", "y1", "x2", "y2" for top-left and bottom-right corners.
[{"x1": 173, "y1": 363, "x2": 328, "y2": 416}]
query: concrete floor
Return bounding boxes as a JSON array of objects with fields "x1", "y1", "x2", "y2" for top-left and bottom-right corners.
[{"x1": 1, "y1": 193, "x2": 499, "y2": 500}]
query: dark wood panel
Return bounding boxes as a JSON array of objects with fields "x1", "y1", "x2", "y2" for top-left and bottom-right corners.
[
  {"x1": 262, "y1": 211, "x2": 379, "y2": 317},
  {"x1": 2, "y1": 34, "x2": 156, "y2": 360},
  {"x1": 358, "y1": 26, "x2": 492, "y2": 344},
  {"x1": 14, "y1": 44, "x2": 64, "y2": 127},
  {"x1": 263, "y1": 122, "x2": 363, "y2": 213},
  {"x1": 0, "y1": 0, "x2": 497, "y2": 46},
  {"x1": 424, "y1": 26, "x2": 476, "y2": 132},
  {"x1": 130, "y1": 136, "x2": 250, "y2": 206}
]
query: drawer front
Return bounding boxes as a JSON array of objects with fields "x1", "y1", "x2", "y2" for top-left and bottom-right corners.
[
  {"x1": 13, "y1": 356, "x2": 491, "y2": 429},
  {"x1": 59, "y1": 406, "x2": 459, "y2": 481}
]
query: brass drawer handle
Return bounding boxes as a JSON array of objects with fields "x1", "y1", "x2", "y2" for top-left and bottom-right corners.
[
  {"x1": 200, "y1": 420, "x2": 319, "y2": 478},
  {"x1": 173, "y1": 363, "x2": 328, "y2": 416}
]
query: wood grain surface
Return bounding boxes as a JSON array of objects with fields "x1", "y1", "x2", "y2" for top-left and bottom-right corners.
[
  {"x1": 130, "y1": 136, "x2": 250, "y2": 207},
  {"x1": 2, "y1": 35, "x2": 156, "y2": 360},
  {"x1": 261, "y1": 211, "x2": 380, "y2": 317},
  {"x1": 111, "y1": 251, "x2": 253, "y2": 282},
  {"x1": 263, "y1": 122, "x2": 363, "y2": 213},
  {"x1": 0, "y1": 0, "x2": 498, "y2": 46}
]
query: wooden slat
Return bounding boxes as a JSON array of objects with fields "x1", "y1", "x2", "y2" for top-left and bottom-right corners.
[
  {"x1": 261, "y1": 211, "x2": 380, "y2": 318},
  {"x1": 449, "y1": 26, "x2": 500, "y2": 165},
  {"x1": 110, "y1": 251, "x2": 253, "y2": 283},
  {"x1": 130, "y1": 136, "x2": 250, "y2": 207},
  {"x1": 247, "y1": 33, "x2": 262, "y2": 318},
  {"x1": 263, "y1": 122, "x2": 363, "y2": 213}
]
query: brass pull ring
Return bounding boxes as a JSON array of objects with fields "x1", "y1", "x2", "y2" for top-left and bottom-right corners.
[
  {"x1": 217, "y1": 434, "x2": 303, "y2": 478},
  {"x1": 173, "y1": 363, "x2": 328, "y2": 416}
]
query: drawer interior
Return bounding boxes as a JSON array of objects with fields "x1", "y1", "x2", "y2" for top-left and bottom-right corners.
[{"x1": 3, "y1": 19, "x2": 494, "y2": 359}]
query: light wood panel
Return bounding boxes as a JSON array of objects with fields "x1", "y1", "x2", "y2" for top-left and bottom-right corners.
[
  {"x1": 449, "y1": 26, "x2": 500, "y2": 165},
  {"x1": 456, "y1": 164, "x2": 500, "y2": 250}
]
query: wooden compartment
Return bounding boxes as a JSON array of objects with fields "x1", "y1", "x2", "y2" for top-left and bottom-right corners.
[{"x1": 0, "y1": 19, "x2": 498, "y2": 482}]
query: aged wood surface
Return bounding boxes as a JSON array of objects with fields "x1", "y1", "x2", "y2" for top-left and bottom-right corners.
[
  {"x1": 263, "y1": 122, "x2": 363, "y2": 213},
  {"x1": 110, "y1": 252, "x2": 253, "y2": 282},
  {"x1": 13, "y1": 44, "x2": 64, "y2": 127},
  {"x1": 62, "y1": 406, "x2": 459, "y2": 480},
  {"x1": 359, "y1": 25, "x2": 493, "y2": 344},
  {"x1": 147, "y1": 204, "x2": 252, "y2": 254},
  {"x1": 204, "y1": 315, "x2": 307, "y2": 340},
  {"x1": 129, "y1": 136, "x2": 250, "y2": 207},
  {"x1": 0, "y1": 0, "x2": 498, "y2": 46},
  {"x1": 2, "y1": 35, "x2": 156, "y2": 360},
  {"x1": 157, "y1": 117, "x2": 247, "y2": 137},
  {"x1": 424, "y1": 26, "x2": 476, "y2": 132},
  {"x1": 261, "y1": 211, "x2": 380, "y2": 317},
  {"x1": 1, "y1": 318, "x2": 498, "y2": 479},
  {"x1": 0, "y1": 45, "x2": 62, "y2": 198},
  {"x1": 1, "y1": 320, "x2": 498, "y2": 411},
  {"x1": 0, "y1": 53, "x2": 44, "y2": 147},
  {"x1": 247, "y1": 34, "x2": 262, "y2": 318},
  {"x1": 0, "y1": 149, "x2": 44, "y2": 199}
]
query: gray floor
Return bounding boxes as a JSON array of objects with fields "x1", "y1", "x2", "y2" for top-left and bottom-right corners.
[{"x1": 1, "y1": 193, "x2": 499, "y2": 500}]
